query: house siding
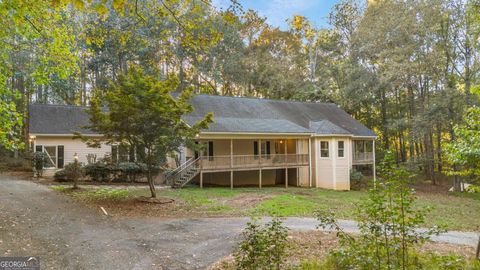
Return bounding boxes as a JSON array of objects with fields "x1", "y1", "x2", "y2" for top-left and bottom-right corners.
[
  {"x1": 34, "y1": 136, "x2": 111, "y2": 167},
  {"x1": 312, "y1": 137, "x2": 352, "y2": 190}
]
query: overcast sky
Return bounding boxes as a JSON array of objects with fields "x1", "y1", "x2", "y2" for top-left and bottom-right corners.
[{"x1": 212, "y1": 0, "x2": 339, "y2": 30}]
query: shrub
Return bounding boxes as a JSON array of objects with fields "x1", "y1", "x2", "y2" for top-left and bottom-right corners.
[
  {"x1": 317, "y1": 152, "x2": 445, "y2": 270},
  {"x1": 350, "y1": 168, "x2": 365, "y2": 190},
  {"x1": 234, "y1": 218, "x2": 289, "y2": 270},
  {"x1": 465, "y1": 184, "x2": 480, "y2": 193},
  {"x1": 32, "y1": 152, "x2": 48, "y2": 177},
  {"x1": 54, "y1": 162, "x2": 85, "y2": 182},
  {"x1": 117, "y1": 162, "x2": 147, "y2": 182},
  {"x1": 54, "y1": 169, "x2": 68, "y2": 182},
  {"x1": 84, "y1": 162, "x2": 113, "y2": 182}
]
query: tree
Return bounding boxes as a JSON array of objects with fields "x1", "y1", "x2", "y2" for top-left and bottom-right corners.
[
  {"x1": 83, "y1": 66, "x2": 213, "y2": 198},
  {"x1": 443, "y1": 104, "x2": 480, "y2": 190},
  {"x1": 317, "y1": 152, "x2": 443, "y2": 269}
]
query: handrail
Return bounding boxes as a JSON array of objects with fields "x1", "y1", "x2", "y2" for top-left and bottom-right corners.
[{"x1": 165, "y1": 157, "x2": 200, "y2": 185}]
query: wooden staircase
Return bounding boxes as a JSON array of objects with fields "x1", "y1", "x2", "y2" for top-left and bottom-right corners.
[{"x1": 165, "y1": 157, "x2": 200, "y2": 188}]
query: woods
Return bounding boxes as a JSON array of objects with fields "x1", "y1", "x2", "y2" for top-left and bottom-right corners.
[{"x1": 2, "y1": 0, "x2": 480, "y2": 184}]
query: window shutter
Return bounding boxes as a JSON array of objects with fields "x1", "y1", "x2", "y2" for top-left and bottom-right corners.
[
  {"x1": 57, "y1": 146, "x2": 64, "y2": 168},
  {"x1": 111, "y1": 145, "x2": 118, "y2": 163},
  {"x1": 254, "y1": 141, "x2": 258, "y2": 156},
  {"x1": 208, "y1": 141, "x2": 214, "y2": 161},
  {"x1": 266, "y1": 141, "x2": 271, "y2": 155}
]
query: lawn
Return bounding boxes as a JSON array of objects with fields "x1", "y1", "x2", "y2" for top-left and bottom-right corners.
[{"x1": 51, "y1": 185, "x2": 480, "y2": 231}]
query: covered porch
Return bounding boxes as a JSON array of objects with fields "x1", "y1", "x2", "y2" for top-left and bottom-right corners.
[{"x1": 189, "y1": 136, "x2": 311, "y2": 188}]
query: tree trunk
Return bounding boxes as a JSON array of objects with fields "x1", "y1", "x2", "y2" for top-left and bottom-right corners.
[
  {"x1": 436, "y1": 124, "x2": 442, "y2": 172},
  {"x1": 147, "y1": 168, "x2": 156, "y2": 198}
]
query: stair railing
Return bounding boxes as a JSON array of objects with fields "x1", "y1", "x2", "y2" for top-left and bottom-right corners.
[{"x1": 165, "y1": 157, "x2": 200, "y2": 186}]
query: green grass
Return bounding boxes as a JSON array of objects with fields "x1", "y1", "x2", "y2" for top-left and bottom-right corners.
[{"x1": 50, "y1": 185, "x2": 480, "y2": 231}]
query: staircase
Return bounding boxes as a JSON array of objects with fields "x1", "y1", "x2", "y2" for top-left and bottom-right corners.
[{"x1": 165, "y1": 157, "x2": 201, "y2": 188}]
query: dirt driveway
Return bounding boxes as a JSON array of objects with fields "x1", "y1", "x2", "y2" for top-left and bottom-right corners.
[
  {"x1": 1, "y1": 175, "x2": 478, "y2": 269},
  {"x1": 0, "y1": 176, "x2": 244, "y2": 269}
]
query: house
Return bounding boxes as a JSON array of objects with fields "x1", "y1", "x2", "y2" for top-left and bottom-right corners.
[{"x1": 28, "y1": 95, "x2": 376, "y2": 190}]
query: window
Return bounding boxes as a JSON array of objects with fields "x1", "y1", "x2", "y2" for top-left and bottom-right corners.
[
  {"x1": 111, "y1": 144, "x2": 137, "y2": 163},
  {"x1": 338, "y1": 141, "x2": 344, "y2": 158},
  {"x1": 254, "y1": 141, "x2": 259, "y2": 159},
  {"x1": 261, "y1": 141, "x2": 271, "y2": 159},
  {"x1": 35, "y1": 145, "x2": 60, "y2": 168},
  {"x1": 320, "y1": 141, "x2": 329, "y2": 158}
]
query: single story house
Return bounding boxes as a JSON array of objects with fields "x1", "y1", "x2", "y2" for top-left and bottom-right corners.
[{"x1": 28, "y1": 94, "x2": 376, "y2": 190}]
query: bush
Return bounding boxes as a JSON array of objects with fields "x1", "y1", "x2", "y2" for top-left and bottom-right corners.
[
  {"x1": 117, "y1": 162, "x2": 147, "y2": 182},
  {"x1": 234, "y1": 218, "x2": 289, "y2": 270},
  {"x1": 32, "y1": 152, "x2": 48, "y2": 177},
  {"x1": 350, "y1": 168, "x2": 364, "y2": 190},
  {"x1": 54, "y1": 169, "x2": 68, "y2": 182},
  {"x1": 465, "y1": 184, "x2": 480, "y2": 193},
  {"x1": 317, "y1": 152, "x2": 445, "y2": 270},
  {"x1": 84, "y1": 162, "x2": 113, "y2": 182},
  {"x1": 54, "y1": 162, "x2": 85, "y2": 182}
]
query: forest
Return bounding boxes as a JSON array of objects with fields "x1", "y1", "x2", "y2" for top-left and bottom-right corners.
[{"x1": 2, "y1": 0, "x2": 480, "y2": 184}]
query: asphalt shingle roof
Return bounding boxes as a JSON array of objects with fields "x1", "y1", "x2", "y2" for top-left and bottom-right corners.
[
  {"x1": 29, "y1": 95, "x2": 376, "y2": 137},
  {"x1": 29, "y1": 104, "x2": 96, "y2": 135}
]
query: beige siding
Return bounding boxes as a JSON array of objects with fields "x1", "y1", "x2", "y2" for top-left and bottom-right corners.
[
  {"x1": 311, "y1": 137, "x2": 352, "y2": 190},
  {"x1": 297, "y1": 139, "x2": 309, "y2": 186},
  {"x1": 34, "y1": 136, "x2": 111, "y2": 167}
]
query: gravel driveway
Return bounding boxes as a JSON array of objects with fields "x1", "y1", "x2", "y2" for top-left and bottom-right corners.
[{"x1": 0, "y1": 175, "x2": 478, "y2": 269}]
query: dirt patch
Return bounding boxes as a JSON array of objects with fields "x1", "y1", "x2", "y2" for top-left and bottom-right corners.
[
  {"x1": 74, "y1": 197, "x2": 194, "y2": 218},
  {"x1": 208, "y1": 230, "x2": 477, "y2": 269},
  {"x1": 222, "y1": 193, "x2": 275, "y2": 209}
]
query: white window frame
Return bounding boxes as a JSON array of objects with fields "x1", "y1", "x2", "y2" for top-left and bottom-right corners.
[
  {"x1": 35, "y1": 145, "x2": 58, "y2": 169},
  {"x1": 338, "y1": 141, "x2": 345, "y2": 158},
  {"x1": 320, "y1": 141, "x2": 329, "y2": 158}
]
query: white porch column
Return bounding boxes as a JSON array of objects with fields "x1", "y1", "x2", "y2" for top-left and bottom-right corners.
[
  {"x1": 373, "y1": 140, "x2": 376, "y2": 188},
  {"x1": 230, "y1": 139, "x2": 233, "y2": 189},
  {"x1": 285, "y1": 139, "x2": 288, "y2": 188},
  {"x1": 259, "y1": 139, "x2": 262, "y2": 188},
  {"x1": 308, "y1": 137, "x2": 312, "y2": 188},
  {"x1": 259, "y1": 169, "x2": 262, "y2": 189}
]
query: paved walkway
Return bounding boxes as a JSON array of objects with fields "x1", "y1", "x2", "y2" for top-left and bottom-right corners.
[{"x1": 0, "y1": 175, "x2": 478, "y2": 269}]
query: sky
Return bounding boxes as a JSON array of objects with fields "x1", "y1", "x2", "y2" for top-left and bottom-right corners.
[{"x1": 211, "y1": 0, "x2": 339, "y2": 30}]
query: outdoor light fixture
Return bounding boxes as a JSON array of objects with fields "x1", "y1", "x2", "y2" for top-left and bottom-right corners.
[
  {"x1": 74, "y1": 153, "x2": 79, "y2": 161},
  {"x1": 279, "y1": 140, "x2": 283, "y2": 144},
  {"x1": 195, "y1": 133, "x2": 200, "y2": 138},
  {"x1": 29, "y1": 135, "x2": 36, "y2": 141}
]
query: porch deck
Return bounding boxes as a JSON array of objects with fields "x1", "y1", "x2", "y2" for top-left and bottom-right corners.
[{"x1": 200, "y1": 154, "x2": 309, "y2": 172}]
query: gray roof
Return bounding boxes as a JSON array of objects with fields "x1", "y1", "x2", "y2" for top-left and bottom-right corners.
[
  {"x1": 184, "y1": 95, "x2": 375, "y2": 136},
  {"x1": 29, "y1": 104, "x2": 97, "y2": 135},
  {"x1": 29, "y1": 95, "x2": 376, "y2": 137}
]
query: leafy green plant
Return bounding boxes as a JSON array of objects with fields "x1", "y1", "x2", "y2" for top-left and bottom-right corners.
[
  {"x1": 84, "y1": 162, "x2": 113, "y2": 182},
  {"x1": 466, "y1": 184, "x2": 480, "y2": 193},
  {"x1": 117, "y1": 162, "x2": 147, "y2": 182},
  {"x1": 32, "y1": 151, "x2": 48, "y2": 178},
  {"x1": 317, "y1": 152, "x2": 444, "y2": 270},
  {"x1": 54, "y1": 162, "x2": 85, "y2": 182},
  {"x1": 234, "y1": 218, "x2": 289, "y2": 270},
  {"x1": 350, "y1": 168, "x2": 365, "y2": 190}
]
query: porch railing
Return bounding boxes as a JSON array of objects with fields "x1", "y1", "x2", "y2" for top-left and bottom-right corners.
[
  {"x1": 353, "y1": 152, "x2": 374, "y2": 164},
  {"x1": 200, "y1": 154, "x2": 309, "y2": 171}
]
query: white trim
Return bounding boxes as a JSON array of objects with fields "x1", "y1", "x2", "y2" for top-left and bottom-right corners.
[
  {"x1": 332, "y1": 138, "x2": 336, "y2": 190},
  {"x1": 319, "y1": 140, "x2": 330, "y2": 159},
  {"x1": 337, "y1": 140, "x2": 345, "y2": 159},
  {"x1": 200, "y1": 131, "x2": 312, "y2": 136},
  {"x1": 30, "y1": 133, "x2": 103, "y2": 137}
]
